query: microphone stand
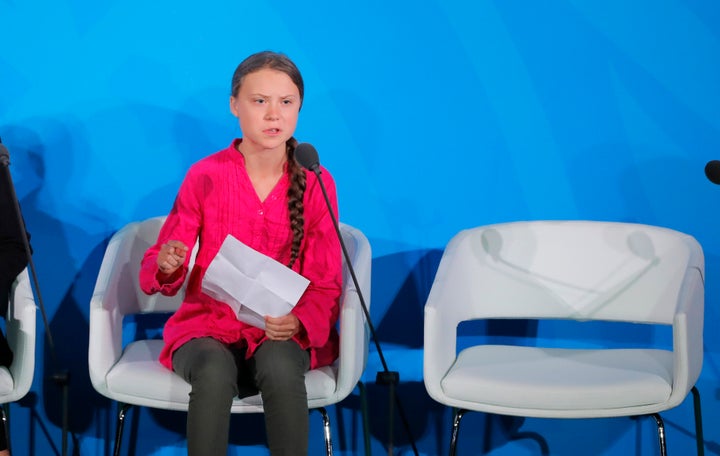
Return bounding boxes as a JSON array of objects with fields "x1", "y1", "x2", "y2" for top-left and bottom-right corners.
[
  {"x1": 306, "y1": 163, "x2": 419, "y2": 456},
  {"x1": 0, "y1": 145, "x2": 70, "y2": 456}
]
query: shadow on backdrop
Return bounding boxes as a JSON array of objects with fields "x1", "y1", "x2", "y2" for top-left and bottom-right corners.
[{"x1": 2, "y1": 124, "x2": 82, "y2": 455}]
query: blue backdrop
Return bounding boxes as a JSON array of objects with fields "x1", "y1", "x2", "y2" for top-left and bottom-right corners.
[{"x1": 1, "y1": 1, "x2": 719, "y2": 455}]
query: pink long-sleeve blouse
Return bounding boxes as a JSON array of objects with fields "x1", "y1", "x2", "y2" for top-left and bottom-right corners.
[{"x1": 139, "y1": 139, "x2": 342, "y2": 370}]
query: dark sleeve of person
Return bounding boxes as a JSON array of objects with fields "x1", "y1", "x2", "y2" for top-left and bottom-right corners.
[
  {"x1": 0, "y1": 172, "x2": 31, "y2": 367},
  {"x1": 0, "y1": 171, "x2": 32, "y2": 264}
]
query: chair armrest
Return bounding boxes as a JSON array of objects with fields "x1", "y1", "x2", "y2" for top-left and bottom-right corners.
[
  {"x1": 670, "y1": 266, "x2": 704, "y2": 405},
  {"x1": 88, "y1": 303, "x2": 124, "y2": 396},
  {"x1": 423, "y1": 231, "x2": 468, "y2": 400},
  {"x1": 6, "y1": 269, "x2": 36, "y2": 402},
  {"x1": 423, "y1": 305, "x2": 457, "y2": 402},
  {"x1": 334, "y1": 285, "x2": 368, "y2": 400},
  {"x1": 88, "y1": 230, "x2": 136, "y2": 396}
]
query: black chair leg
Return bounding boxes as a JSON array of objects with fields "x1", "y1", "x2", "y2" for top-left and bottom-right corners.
[
  {"x1": 691, "y1": 386, "x2": 704, "y2": 456},
  {"x1": 114, "y1": 403, "x2": 132, "y2": 456},
  {"x1": 449, "y1": 409, "x2": 467, "y2": 456},
  {"x1": 358, "y1": 381, "x2": 371, "y2": 456},
  {"x1": 314, "y1": 407, "x2": 333, "y2": 456},
  {"x1": 651, "y1": 413, "x2": 667, "y2": 456},
  {"x1": 0, "y1": 404, "x2": 10, "y2": 455}
]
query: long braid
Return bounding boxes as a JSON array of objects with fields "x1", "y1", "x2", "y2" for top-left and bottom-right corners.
[{"x1": 286, "y1": 137, "x2": 306, "y2": 268}]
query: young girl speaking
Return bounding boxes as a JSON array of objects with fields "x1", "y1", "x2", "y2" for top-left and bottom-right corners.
[{"x1": 139, "y1": 50, "x2": 342, "y2": 456}]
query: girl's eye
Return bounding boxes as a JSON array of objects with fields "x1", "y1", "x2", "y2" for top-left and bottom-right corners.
[
  {"x1": 254, "y1": 98, "x2": 266, "y2": 104},
  {"x1": 282, "y1": 99, "x2": 293, "y2": 105}
]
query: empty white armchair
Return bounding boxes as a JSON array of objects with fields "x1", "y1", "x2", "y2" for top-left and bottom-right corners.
[
  {"x1": 89, "y1": 216, "x2": 371, "y2": 456},
  {"x1": 423, "y1": 220, "x2": 705, "y2": 455}
]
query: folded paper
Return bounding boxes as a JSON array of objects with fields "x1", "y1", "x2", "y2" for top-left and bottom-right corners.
[{"x1": 201, "y1": 234, "x2": 310, "y2": 329}]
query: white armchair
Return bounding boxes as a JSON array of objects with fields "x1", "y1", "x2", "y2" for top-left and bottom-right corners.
[
  {"x1": 89, "y1": 216, "x2": 371, "y2": 455},
  {"x1": 423, "y1": 220, "x2": 705, "y2": 456}
]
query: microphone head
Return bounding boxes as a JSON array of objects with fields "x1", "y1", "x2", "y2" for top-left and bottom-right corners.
[
  {"x1": 294, "y1": 142, "x2": 320, "y2": 172},
  {"x1": 0, "y1": 143, "x2": 9, "y2": 166},
  {"x1": 705, "y1": 160, "x2": 720, "y2": 185}
]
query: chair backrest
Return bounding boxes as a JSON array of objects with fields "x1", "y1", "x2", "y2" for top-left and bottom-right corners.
[
  {"x1": 0, "y1": 268, "x2": 36, "y2": 404},
  {"x1": 426, "y1": 220, "x2": 704, "y2": 326},
  {"x1": 92, "y1": 216, "x2": 197, "y2": 317}
]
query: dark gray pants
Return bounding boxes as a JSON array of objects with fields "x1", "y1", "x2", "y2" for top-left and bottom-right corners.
[{"x1": 172, "y1": 337, "x2": 310, "y2": 456}]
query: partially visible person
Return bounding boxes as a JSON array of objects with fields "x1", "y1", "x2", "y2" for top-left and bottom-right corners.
[{"x1": 0, "y1": 149, "x2": 31, "y2": 456}]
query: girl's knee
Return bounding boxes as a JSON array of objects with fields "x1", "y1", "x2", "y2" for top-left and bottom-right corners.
[
  {"x1": 175, "y1": 338, "x2": 238, "y2": 396},
  {"x1": 253, "y1": 341, "x2": 309, "y2": 389}
]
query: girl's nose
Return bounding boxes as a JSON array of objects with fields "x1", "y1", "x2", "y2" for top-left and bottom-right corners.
[{"x1": 265, "y1": 103, "x2": 279, "y2": 120}]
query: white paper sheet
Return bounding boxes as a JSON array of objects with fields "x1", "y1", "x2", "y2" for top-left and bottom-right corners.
[{"x1": 201, "y1": 234, "x2": 310, "y2": 329}]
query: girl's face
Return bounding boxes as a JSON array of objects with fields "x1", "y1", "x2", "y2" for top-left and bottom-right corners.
[{"x1": 230, "y1": 68, "x2": 301, "y2": 155}]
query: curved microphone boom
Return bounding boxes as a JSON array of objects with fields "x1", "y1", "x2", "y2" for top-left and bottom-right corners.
[
  {"x1": 294, "y1": 143, "x2": 394, "y2": 370},
  {"x1": 294, "y1": 142, "x2": 419, "y2": 456},
  {"x1": 705, "y1": 160, "x2": 720, "y2": 185}
]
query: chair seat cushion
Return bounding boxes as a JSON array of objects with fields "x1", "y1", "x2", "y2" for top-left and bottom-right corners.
[
  {"x1": 441, "y1": 345, "x2": 673, "y2": 412},
  {"x1": 0, "y1": 367, "x2": 13, "y2": 396},
  {"x1": 106, "y1": 340, "x2": 338, "y2": 410}
]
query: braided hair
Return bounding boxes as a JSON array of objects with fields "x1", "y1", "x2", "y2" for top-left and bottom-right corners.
[{"x1": 285, "y1": 137, "x2": 306, "y2": 268}]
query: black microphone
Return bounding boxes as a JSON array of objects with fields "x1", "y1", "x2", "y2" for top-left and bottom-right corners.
[
  {"x1": 705, "y1": 160, "x2": 720, "y2": 184},
  {"x1": 0, "y1": 142, "x2": 10, "y2": 167},
  {"x1": 294, "y1": 142, "x2": 321, "y2": 173},
  {"x1": 294, "y1": 142, "x2": 419, "y2": 456}
]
